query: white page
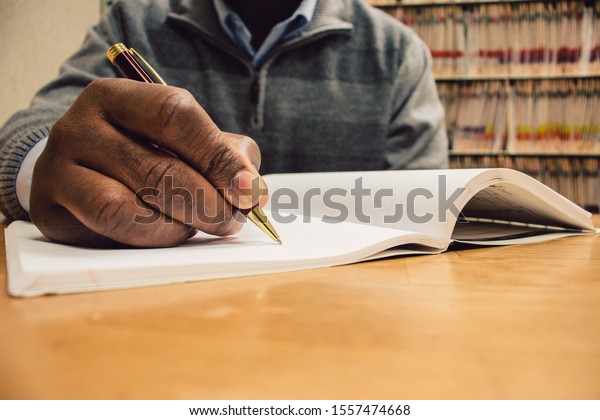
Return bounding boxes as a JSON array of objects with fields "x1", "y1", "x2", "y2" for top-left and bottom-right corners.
[
  {"x1": 263, "y1": 169, "x2": 485, "y2": 239},
  {"x1": 461, "y1": 176, "x2": 594, "y2": 230},
  {"x1": 6, "y1": 214, "x2": 444, "y2": 297},
  {"x1": 263, "y1": 169, "x2": 595, "y2": 242}
]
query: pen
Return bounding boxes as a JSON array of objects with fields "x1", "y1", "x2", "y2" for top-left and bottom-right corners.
[{"x1": 106, "y1": 43, "x2": 282, "y2": 244}]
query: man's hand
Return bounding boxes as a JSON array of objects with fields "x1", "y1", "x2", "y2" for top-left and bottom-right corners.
[{"x1": 29, "y1": 79, "x2": 267, "y2": 248}]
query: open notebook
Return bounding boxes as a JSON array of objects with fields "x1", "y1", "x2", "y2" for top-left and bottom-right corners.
[{"x1": 5, "y1": 168, "x2": 597, "y2": 297}]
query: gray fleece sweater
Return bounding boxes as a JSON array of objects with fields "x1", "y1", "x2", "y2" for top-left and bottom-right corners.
[{"x1": 0, "y1": 0, "x2": 448, "y2": 220}]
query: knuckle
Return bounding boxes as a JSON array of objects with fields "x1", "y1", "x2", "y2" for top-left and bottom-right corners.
[
  {"x1": 80, "y1": 78, "x2": 113, "y2": 108},
  {"x1": 157, "y1": 88, "x2": 198, "y2": 141},
  {"x1": 48, "y1": 116, "x2": 76, "y2": 147},
  {"x1": 85, "y1": 78, "x2": 107, "y2": 94},
  {"x1": 224, "y1": 133, "x2": 261, "y2": 169},
  {"x1": 87, "y1": 78, "x2": 111, "y2": 90},
  {"x1": 203, "y1": 144, "x2": 245, "y2": 186},
  {"x1": 89, "y1": 190, "x2": 133, "y2": 234},
  {"x1": 83, "y1": 78, "x2": 142, "y2": 122},
  {"x1": 85, "y1": 78, "x2": 122, "y2": 97},
  {"x1": 119, "y1": 140, "x2": 144, "y2": 167},
  {"x1": 38, "y1": 151, "x2": 63, "y2": 174},
  {"x1": 141, "y1": 158, "x2": 182, "y2": 191},
  {"x1": 49, "y1": 84, "x2": 112, "y2": 152},
  {"x1": 47, "y1": 116, "x2": 104, "y2": 161}
]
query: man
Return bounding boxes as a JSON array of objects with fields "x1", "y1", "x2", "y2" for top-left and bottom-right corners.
[{"x1": 0, "y1": 0, "x2": 448, "y2": 248}]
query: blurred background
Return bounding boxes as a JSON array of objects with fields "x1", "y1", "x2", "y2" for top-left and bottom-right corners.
[{"x1": 0, "y1": 0, "x2": 103, "y2": 123}]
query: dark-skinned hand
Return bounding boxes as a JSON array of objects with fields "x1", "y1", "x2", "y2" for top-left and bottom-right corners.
[{"x1": 29, "y1": 79, "x2": 267, "y2": 248}]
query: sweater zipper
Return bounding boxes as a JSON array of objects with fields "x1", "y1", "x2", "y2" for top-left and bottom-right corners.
[
  {"x1": 246, "y1": 29, "x2": 351, "y2": 132},
  {"x1": 249, "y1": 77, "x2": 261, "y2": 131},
  {"x1": 167, "y1": 15, "x2": 352, "y2": 132}
]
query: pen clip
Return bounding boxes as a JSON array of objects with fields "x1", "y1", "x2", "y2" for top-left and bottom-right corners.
[{"x1": 129, "y1": 48, "x2": 167, "y2": 85}]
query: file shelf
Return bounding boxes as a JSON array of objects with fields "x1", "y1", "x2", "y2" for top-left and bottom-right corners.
[{"x1": 370, "y1": 0, "x2": 600, "y2": 211}]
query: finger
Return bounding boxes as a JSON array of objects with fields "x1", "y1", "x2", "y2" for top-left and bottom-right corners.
[
  {"x1": 74, "y1": 123, "x2": 244, "y2": 236},
  {"x1": 84, "y1": 79, "x2": 266, "y2": 209},
  {"x1": 222, "y1": 132, "x2": 269, "y2": 208},
  {"x1": 30, "y1": 204, "x2": 127, "y2": 248},
  {"x1": 32, "y1": 197, "x2": 201, "y2": 248},
  {"x1": 52, "y1": 165, "x2": 198, "y2": 248}
]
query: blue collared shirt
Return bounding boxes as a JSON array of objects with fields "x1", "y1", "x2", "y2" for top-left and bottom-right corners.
[{"x1": 213, "y1": 0, "x2": 317, "y2": 68}]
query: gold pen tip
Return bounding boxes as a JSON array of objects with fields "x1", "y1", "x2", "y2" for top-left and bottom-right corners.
[{"x1": 276, "y1": 239, "x2": 282, "y2": 245}]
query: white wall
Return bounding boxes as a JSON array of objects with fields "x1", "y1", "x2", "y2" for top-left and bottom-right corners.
[{"x1": 0, "y1": 0, "x2": 100, "y2": 124}]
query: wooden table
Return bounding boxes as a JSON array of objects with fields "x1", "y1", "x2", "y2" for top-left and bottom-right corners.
[{"x1": 1, "y1": 217, "x2": 599, "y2": 399}]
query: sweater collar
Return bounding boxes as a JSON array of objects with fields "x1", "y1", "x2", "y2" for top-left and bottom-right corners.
[{"x1": 169, "y1": 0, "x2": 353, "y2": 39}]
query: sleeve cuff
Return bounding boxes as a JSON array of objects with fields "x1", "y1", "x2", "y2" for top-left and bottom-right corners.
[{"x1": 16, "y1": 137, "x2": 48, "y2": 213}]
